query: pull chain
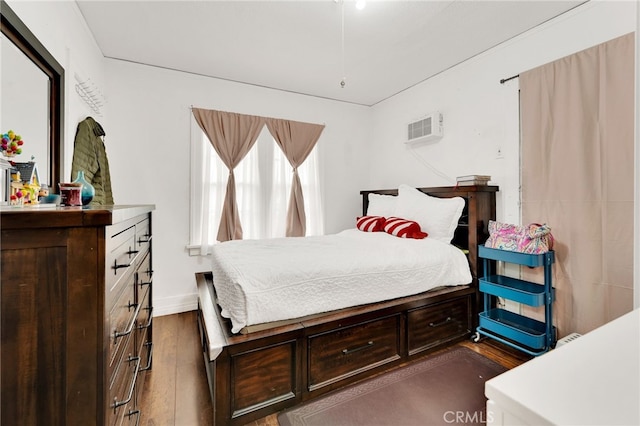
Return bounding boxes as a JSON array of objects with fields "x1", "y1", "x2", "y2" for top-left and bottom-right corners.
[{"x1": 340, "y1": 0, "x2": 346, "y2": 88}]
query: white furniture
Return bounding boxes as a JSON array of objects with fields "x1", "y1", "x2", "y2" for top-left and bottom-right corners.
[{"x1": 485, "y1": 308, "x2": 640, "y2": 425}]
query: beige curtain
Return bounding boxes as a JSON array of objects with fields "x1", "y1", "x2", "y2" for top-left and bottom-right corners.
[
  {"x1": 520, "y1": 33, "x2": 635, "y2": 335},
  {"x1": 266, "y1": 118, "x2": 325, "y2": 237},
  {"x1": 192, "y1": 108, "x2": 265, "y2": 242}
]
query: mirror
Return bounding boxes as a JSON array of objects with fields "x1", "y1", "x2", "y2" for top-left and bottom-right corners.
[
  {"x1": 1, "y1": 34, "x2": 49, "y2": 176},
  {"x1": 1, "y1": 0, "x2": 64, "y2": 195}
]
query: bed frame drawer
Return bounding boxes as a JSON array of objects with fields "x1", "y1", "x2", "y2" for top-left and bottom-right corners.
[
  {"x1": 229, "y1": 339, "x2": 299, "y2": 418},
  {"x1": 407, "y1": 297, "x2": 471, "y2": 355},
  {"x1": 307, "y1": 314, "x2": 401, "y2": 390}
]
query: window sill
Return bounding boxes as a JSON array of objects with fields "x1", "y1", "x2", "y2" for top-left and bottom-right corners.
[{"x1": 186, "y1": 244, "x2": 213, "y2": 257}]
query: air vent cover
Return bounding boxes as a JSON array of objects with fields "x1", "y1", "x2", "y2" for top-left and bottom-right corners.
[
  {"x1": 555, "y1": 332, "x2": 582, "y2": 348},
  {"x1": 406, "y1": 112, "x2": 443, "y2": 143}
]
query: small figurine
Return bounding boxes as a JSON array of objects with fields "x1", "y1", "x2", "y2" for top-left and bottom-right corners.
[{"x1": 38, "y1": 184, "x2": 49, "y2": 200}]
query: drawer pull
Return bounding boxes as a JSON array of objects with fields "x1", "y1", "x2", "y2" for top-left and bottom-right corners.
[
  {"x1": 114, "y1": 302, "x2": 143, "y2": 340},
  {"x1": 125, "y1": 409, "x2": 141, "y2": 426},
  {"x1": 138, "y1": 269, "x2": 153, "y2": 287},
  {"x1": 113, "y1": 259, "x2": 131, "y2": 271},
  {"x1": 112, "y1": 355, "x2": 141, "y2": 410},
  {"x1": 138, "y1": 307, "x2": 153, "y2": 329},
  {"x1": 138, "y1": 234, "x2": 152, "y2": 244},
  {"x1": 138, "y1": 277, "x2": 152, "y2": 287},
  {"x1": 342, "y1": 341, "x2": 374, "y2": 355},
  {"x1": 429, "y1": 316, "x2": 452, "y2": 328},
  {"x1": 140, "y1": 341, "x2": 154, "y2": 372}
]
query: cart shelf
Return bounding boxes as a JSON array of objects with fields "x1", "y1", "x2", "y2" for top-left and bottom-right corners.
[
  {"x1": 479, "y1": 308, "x2": 548, "y2": 350},
  {"x1": 479, "y1": 275, "x2": 555, "y2": 306},
  {"x1": 478, "y1": 245, "x2": 554, "y2": 267}
]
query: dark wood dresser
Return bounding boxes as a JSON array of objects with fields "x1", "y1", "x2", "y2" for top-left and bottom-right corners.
[{"x1": 1, "y1": 205, "x2": 155, "y2": 425}]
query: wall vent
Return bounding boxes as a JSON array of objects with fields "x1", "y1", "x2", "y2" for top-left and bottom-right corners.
[
  {"x1": 406, "y1": 112, "x2": 443, "y2": 143},
  {"x1": 555, "y1": 332, "x2": 582, "y2": 348}
]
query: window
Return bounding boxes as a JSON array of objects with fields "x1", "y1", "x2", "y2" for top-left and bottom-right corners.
[{"x1": 189, "y1": 121, "x2": 323, "y2": 255}]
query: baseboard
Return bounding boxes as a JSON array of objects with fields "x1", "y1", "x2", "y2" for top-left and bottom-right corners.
[{"x1": 154, "y1": 293, "x2": 199, "y2": 317}]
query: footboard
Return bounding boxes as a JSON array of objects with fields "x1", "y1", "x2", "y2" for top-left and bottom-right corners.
[{"x1": 196, "y1": 272, "x2": 474, "y2": 425}]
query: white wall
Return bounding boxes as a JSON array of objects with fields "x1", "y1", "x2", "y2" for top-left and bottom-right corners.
[
  {"x1": 8, "y1": 0, "x2": 370, "y2": 315},
  {"x1": 7, "y1": 0, "x2": 371, "y2": 315},
  {"x1": 6, "y1": 0, "x2": 638, "y2": 316},
  {"x1": 369, "y1": 0, "x2": 637, "y2": 225},
  {"x1": 103, "y1": 60, "x2": 371, "y2": 314}
]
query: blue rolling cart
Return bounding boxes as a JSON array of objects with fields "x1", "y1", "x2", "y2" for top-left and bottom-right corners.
[{"x1": 472, "y1": 245, "x2": 556, "y2": 356}]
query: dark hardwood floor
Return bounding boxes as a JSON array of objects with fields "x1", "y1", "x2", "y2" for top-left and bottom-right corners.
[
  {"x1": 139, "y1": 311, "x2": 531, "y2": 426},
  {"x1": 139, "y1": 312, "x2": 213, "y2": 425}
]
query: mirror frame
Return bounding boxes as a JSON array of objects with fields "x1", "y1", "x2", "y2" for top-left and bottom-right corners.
[{"x1": 1, "y1": 0, "x2": 64, "y2": 192}]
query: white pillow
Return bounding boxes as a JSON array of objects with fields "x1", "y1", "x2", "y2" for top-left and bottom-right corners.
[
  {"x1": 367, "y1": 193, "x2": 397, "y2": 217},
  {"x1": 393, "y1": 184, "x2": 464, "y2": 243}
]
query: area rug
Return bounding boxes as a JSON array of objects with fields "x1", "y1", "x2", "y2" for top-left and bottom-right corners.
[{"x1": 278, "y1": 346, "x2": 507, "y2": 426}]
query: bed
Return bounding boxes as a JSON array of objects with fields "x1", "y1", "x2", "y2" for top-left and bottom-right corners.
[{"x1": 196, "y1": 185, "x2": 497, "y2": 425}]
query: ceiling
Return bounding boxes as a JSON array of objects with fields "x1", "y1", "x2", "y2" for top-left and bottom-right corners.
[{"x1": 76, "y1": 0, "x2": 587, "y2": 106}]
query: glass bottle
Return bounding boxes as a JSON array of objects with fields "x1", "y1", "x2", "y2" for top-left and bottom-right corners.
[{"x1": 73, "y1": 170, "x2": 95, "y2": 206}]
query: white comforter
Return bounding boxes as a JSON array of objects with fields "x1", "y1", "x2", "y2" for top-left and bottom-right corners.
[{"x1": 211, "y1": 229, "x2": 472, "y2": 333}]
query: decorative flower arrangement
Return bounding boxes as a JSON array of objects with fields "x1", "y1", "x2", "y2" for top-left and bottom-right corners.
[{"x1": 1, "y1": 130, "x2": 24, "y2": 157}]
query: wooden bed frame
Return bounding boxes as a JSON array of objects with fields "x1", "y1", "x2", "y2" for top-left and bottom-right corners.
[{"x1": 196, "y1": 185, "x2": 498, "y2": 425}]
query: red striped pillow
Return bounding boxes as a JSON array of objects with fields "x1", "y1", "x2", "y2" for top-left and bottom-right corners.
[
  {"x1": 356, "y1": 215, "x2": 386, "y2": 232},
  {"x1": 383, "y1": 217, "x2": 428, "y2": 239}
]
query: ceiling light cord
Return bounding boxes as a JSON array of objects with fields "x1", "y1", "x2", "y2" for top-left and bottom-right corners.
[{"x1": 340, "y1": 0, "x2": 346, "y2": 88}]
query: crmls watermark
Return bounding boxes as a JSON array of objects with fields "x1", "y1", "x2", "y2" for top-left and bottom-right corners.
[{"x1": 443, "y1": 410, "x2": 493, "y2": 424}]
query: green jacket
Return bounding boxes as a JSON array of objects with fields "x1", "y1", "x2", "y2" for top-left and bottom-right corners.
[{"x1": 71, "y1": 117, "x2": 114, "y2": 205}]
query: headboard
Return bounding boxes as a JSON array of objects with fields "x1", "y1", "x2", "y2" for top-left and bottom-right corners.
[{"x1": 359, "y1": 185, "x2": 498, "y2": 285}]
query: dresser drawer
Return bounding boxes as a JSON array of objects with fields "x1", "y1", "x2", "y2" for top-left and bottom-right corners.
[
  {"x1": 135, "y1": 217, "x2": 152, "y2": 251},
  {"x1": 135, "y1": 250, "x2": 152, "y2": 301},
  {"x1": 136, "y1": 285, "x2": 152, "y2": 350},
  {"x1": 135, "y1": 326, "x2": 153, "y2": 406},
  {"x1": 108, "y1": 331, "x2": 140, "y2": 426},
  {"x1": 407, "y1": 297, "x2": 471, "y2": 355},
  {"x1": 106, "y1": 225, "x2": 136, "y2": 297},
  {"x1": 108, "y1": 276, "x2": 139, "y2": 383},
  {"x1": 308, "y1": 315, "x2": 401, "y2": 390},
  {"x1": 114, "y1": 402, "x2": 139, "y2": 426}
]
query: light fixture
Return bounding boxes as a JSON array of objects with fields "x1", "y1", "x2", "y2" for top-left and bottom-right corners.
[{"x1": 356, "y1": 0, "x2": 366, "y2": 10}]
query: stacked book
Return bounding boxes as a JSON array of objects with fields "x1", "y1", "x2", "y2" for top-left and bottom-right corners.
[{"x1": 456, "y1": 175, "x2": 491, "y2": 186}]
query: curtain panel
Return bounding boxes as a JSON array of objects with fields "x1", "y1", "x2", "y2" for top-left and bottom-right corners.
[
  {"x1": 191, "y1": 108, "x2": 325, "y2": 242},
  {"x1": 520, "y1": 32, "x2": 635, "y2": 334},
  {"x1": 192, "y1": 108, "x2": 265, "y2": 242},
  {"x1": 266, "y1": 118, "x2": 325, "y2": 237}
]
